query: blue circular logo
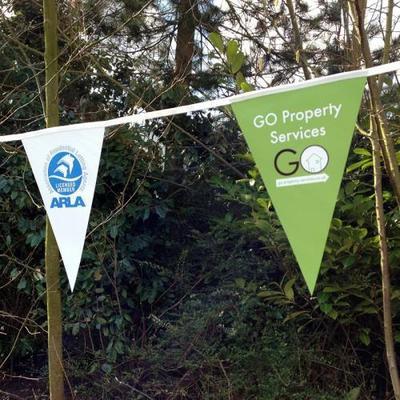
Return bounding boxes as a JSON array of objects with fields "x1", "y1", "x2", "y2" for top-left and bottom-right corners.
[{"x1": 48, "y1": 151, "x2": 83, "y2": 196}]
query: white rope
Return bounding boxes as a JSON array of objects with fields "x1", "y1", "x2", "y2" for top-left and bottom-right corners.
[{"x1": 1, "y1": 61, "x2": 399, "y2": 143}]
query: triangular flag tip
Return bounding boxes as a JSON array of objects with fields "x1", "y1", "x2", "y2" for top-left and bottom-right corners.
[
  {"x1": 232, "y1": 77, "x2": 366, "y2": 293},
  {"x1": 23, "y1": 127, "x2": 104, "y2": 291}
]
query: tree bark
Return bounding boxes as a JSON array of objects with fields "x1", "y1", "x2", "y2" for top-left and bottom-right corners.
[
  {"x1": 378, "y1": 0, "x2": 394, "y2": 90},
  {"x1": 285, "y1": 0, "x2": 312, "y2": 80},
  {"x1": 349, "y1": 0, "x2": 400, "y2": 206},
  {"x1": 174, "y1": 0, "x2": 197, "y2": 85},
  {"x1": 371, "y1": 116, "x2": 400, "y2": 400},
  {"x1": 348, "y1": 1, "x2": 400, "y2": 396},
  {"x1": 43, "y1": 0, "x2": 64, "y2": 398}
]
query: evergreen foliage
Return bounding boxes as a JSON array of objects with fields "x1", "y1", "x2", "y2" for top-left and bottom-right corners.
[{"x1": 0, "y1": 0, "x2": 400, "y2": 398}]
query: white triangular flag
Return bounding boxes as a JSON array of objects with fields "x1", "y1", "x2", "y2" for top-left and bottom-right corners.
[{"x1": 23, "y1": 127, "x2": 104, "y2": 291}]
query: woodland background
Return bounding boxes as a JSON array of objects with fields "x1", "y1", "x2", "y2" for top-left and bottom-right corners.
[{"x1": 1, "y1": 0, "x2": 400, "y2": 399}]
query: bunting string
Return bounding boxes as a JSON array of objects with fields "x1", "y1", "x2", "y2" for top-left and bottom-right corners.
[{"x1": 1, "y1": 61, "x2": 400, "y2": 143}]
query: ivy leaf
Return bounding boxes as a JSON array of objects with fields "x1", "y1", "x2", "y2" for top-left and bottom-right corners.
[
  {"x1": 109, "y1": 225, "x2": 118, "y2": 239},
  {"x1": 17, "y1": 277, "x2": 27, "y2": 290}
]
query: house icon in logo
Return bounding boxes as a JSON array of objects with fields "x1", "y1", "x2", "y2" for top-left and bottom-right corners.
[
  {"x1": 305, "y1": 153, "x2": 323, "y2": 173},
  {"x1": 300, "y1": 145, "x2": 329, "y2": 174}
]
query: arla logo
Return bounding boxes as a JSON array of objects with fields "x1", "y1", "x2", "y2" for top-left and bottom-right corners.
[
  {"x1": 46, "y1": 149, "x2": 86, "y2": 208},
  {"x1": 48, "y1": 151, "x2": 82, "y2": 195}
]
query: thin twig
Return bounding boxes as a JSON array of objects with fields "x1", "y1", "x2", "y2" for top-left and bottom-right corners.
[{"x1": 114, "y1": 377, "x2": 155, "y2": 400}]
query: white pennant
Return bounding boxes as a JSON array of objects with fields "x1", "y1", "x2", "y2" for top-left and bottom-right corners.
[{"x1": 23, "y1": 127, "x2": 104, "y2": 291}]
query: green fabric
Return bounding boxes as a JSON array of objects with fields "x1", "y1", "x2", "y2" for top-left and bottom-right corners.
[{"x1": 232, "y1": 78, "x2": 365, "y2": 293}]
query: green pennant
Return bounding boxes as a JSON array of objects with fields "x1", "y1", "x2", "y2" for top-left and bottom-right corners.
[{"x1": 232, "y1": 77, "x2": 365, "y2": 293}]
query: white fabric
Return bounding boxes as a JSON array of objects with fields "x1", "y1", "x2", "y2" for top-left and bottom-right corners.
[{"x1": 22, "y1": 127, "x2": 105, "y2": 290}]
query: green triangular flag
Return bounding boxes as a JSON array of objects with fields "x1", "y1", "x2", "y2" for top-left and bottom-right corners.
[{"x1": 232, "y1": 77, "x2": 365, "y2": 293}]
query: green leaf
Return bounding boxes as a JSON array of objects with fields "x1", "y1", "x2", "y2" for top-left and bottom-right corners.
[
  {"x1": 142, "y1": 208, "x2": 150, "y2": 221},
  {"x1": 17, "y1": 277, "x2": 27, "y2": 290},
  {"x1": 258, "y1": 290, "x2": 282, "y2": 298},
  {"x1": 226, "y1": 40, "x2": 239, "y2": 62},
  {"x1": 235, "y1": 278, "x2": 246, "y2": 289},
  {"x1": 101, "y1": 363, "x2": 112, "y2": 374},
  {"x1": 109, "y1": 225, "x2": 118, "y2": 239},
  {"x1": 318, "y1": 292, "x2": 330, "y2": 303},
  {"x1": 358, "y1": 228, "x2": 368, "y2": 239},
  {"x1": 344, "y1": 181, "x2": 356, "y2": 195},
  {"x1": 155, "y1": 205, "x2": 167, "y2": 218},
  {"x1": 346, "y1": 387, "x2": 361, "y2": 400},
  {"x1": 342, "y1": 255, "x2": 356, "y2": 268},
  {"x1": 283, "y1": 278, "x2": 296, "y2": 301},
  {"x1": 322, "y1": 286, "x2": 340, "y2": 293},
  {"x1": 72, "y1": 322, "x2": 80, "y2": 336},
  {"x1": 359, "y1": 329, "x2": 371, "y2": 346},
  {"x1": 115, "y1": 340, "x2": 124, "y2": 354},
  {"x1": 209, "y1": 32, "x2": 224, "y2": 52},
  {"x1": 88, "y1": 363, "x2": 98, "y2": 374},
  {"x1": 353, "y1": 148, "x2": 371, "y2": 156},
  {"x1": 359, "y1": 306, "x2": 378, "y2": 315},
  {"x1": 235, "y1": 71, "x2": 245, "y2": 86},
  {"x1": 283, "y1": 311, "x2": 308, "y2": 323},
  {"x1": 320, "y1": 303, "x2": 333, "y2": 314},
  {"x1": 327, "y1": 309, "x2": 338, "y2": 320},
  {"x1": 331, "y1": 218, "x2": 343, "y2": 229},
  {"x1": 10, "y1": 268, "x2": 19, "y2": 280},
  {"x1": 230, "y1": 52, "x2": 245, "y2": 73},
  {"x1": 96, "y1": 317, "x2": 107, "y2": 325},
  {"x1": 256, "y1": 198, "x2": 269, "y2": 210},
  {"x1": 240, "y1": 81, "x2": 254, "y2": 92},
  {"x1": 0, "y1": 178, "x2": 8, "y2": 191},
  {"x1": 346, "y1": 159, "x2": 372, "y2": 173}
]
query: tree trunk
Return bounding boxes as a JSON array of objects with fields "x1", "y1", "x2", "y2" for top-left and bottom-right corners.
[
  {"x1": 174, "y1": 0, "x2": 197, "y2": 85},
  {"x1": 43, "y1": 0, "x2": 64, "y2": 398},
  {"x1": 371, "y1": 116, "x2": 400, "y2": 400},
  {"x1": 348, "y1": 1, "x2": 400, "y2": 396},
  {"x1": 349, "y1": 0, "x2": 400, "y2": 206},
  {"x1": 285, "y1": 0, "x2": 312, "y2": 80}
]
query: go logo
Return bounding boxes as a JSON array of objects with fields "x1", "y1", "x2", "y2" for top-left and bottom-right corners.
[{"x1": 274, "y1": 145, "x2": 329, "y2": 176}]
